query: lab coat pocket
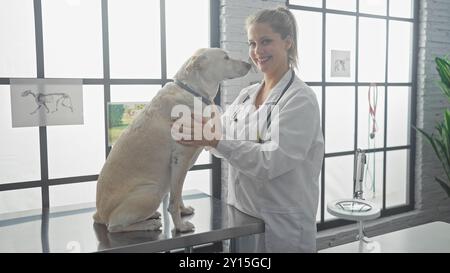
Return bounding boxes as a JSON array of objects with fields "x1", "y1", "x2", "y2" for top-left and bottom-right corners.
[{"x1": 260, "y1": 210, "x2": 306, "y2": 253}]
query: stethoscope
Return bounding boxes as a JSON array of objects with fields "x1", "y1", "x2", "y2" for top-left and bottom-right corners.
[{"x1": 231, "y1": 70, "x2": 296, "y2": 142}]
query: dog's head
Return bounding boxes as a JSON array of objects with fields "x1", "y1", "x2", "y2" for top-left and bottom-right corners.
[
  {"x1": 185, "y1": 48, "x2": 251, "y2": 79},
  {"x1": 177, "y1": 48, "x2": 251, "y2": 97}
]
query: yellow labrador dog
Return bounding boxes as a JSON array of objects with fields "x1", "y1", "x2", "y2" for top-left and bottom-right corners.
[{"x1": 93, "y1": 48, "x2": 251, "y2": 233}]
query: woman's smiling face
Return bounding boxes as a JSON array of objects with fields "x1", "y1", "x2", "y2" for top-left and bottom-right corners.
[{"x1": 247, "y1": 22, "x2": 292, "y2": 75}]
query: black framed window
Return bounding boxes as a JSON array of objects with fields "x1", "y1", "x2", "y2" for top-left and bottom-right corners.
[
  {"x1": 287, "y1": 0, "x2": 418, "y2": 230},
  {"x1": 0, "y1": 0, "x2": 220, "y2": 214}
]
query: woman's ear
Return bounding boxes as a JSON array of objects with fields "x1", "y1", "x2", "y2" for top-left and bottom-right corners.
[{"x1": 284, "y1": 35, "x2": 293, "y2": 51}]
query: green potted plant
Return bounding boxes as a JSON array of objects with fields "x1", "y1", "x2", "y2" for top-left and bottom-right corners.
[{"x1": 414, "y1": 56, "x2": 450, "y2": 197}]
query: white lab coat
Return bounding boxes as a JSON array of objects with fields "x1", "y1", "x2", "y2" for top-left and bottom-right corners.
[{"x1": 211, "y1": 69, "x2": 324, "y2": 253}]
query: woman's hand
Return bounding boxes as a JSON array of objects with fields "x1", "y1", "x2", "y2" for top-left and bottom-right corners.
[{"x1": 171, "y1": 112, "x2": 222, "y2": 148}]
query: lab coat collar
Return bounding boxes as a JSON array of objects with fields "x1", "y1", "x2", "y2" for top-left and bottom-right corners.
[
  {"x1": 258, "y1": 68, "x2": 295, "y2": 105},
  {"x1": 241, "y1": 83, "x2": 260, "y2": 104}
]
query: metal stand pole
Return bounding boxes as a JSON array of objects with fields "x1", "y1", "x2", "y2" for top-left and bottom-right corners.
[{"x1": 356, "y1": 220, "x2": 375, "y2": 252}]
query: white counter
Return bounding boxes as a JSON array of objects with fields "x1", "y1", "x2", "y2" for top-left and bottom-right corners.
[{"x1": 320, "y1": 221, "x2": 450, "y2": 253}]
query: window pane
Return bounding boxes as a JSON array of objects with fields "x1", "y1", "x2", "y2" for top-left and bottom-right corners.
[
  {"x1": 289, "y1": 0, "x2": 322, "y2": 8},
  {"x1": 0, "y1": 0, "x2": 36, "y2": 77},
  {"x1": 325, "y1": 152, "x2": 383, "y2": 221},
  {"x1": 324, "y1": 155, "x2": 353, "y2": 221},
  {"x1": 325, "y1": 87, "x2": 355, "y2": 153},
  {"x1": 294, "y1": 10, "x2": 322, "y2": 82},
  {"x1": 109, "y1": 0, "x2": 161, "y2": 78},
  {"x1": 357, "y1": 85, "x2": 385, "y2": 150},
  {"x1": 166, "y1": 0, "x2": 209, "y2": 78},
  {"x1": 326, "y1": 0, "x2": 356, "y2": 12},
  {"x1": 47, "y1": 86, "x2": 105, "y2": 179},
  {"x1": 388, "y1": 21, "x2": 413, "y2": 82},
  {"x1": 387, "y1": 87, "x2": 411, "y2": 147},
  {"x1": 1, "y1": 86, "x2": 41, "y2": 184},
  {"x1": 42, "y1": 0, "x2": 103, "y2": 78},
  {"x1": 386, "y1": 150, "x2": 409, "y2": 207},
  {"x1": 359, "y1": 0, "x2": 387, "y2": 16},
  {"x1": 195, "y1": 150, "x2": 211, "y2": 165},
  {"x1": 0, "y1": 188, "x2": 42, "y2": 215},
  {"x1": 326, "y1": 14, "x2": 356, "y2": 82},
  {"x1": 183, "y1": 169, "x2": 210, "y2": 196},
  {"x1": 49, "y1": 181, "x2": 96, "y2": 207},
  {"x1": 110, "y1": 85, "x2": 161, "y2": 103},
  {"x1": 389, "y1": 0, "x2": 414, "y2": 18},
  {"x1": 358, "y1": 17, "x2": 386, "y2": 83},
  {"x1": 362, "y1": 151, "x2": 384, "y2": 208}
]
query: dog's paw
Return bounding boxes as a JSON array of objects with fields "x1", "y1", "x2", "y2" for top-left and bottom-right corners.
[
  {"x1": 149, "y1": 211, "x2": 161, "y2": 219},
  {"x1": 180, "y1": 206, "x2": 195, "y2": 216},
  {"x1": 176, "y1": 221, "x2": 195, "y2": 233},
  {"x1": 143, "y1": 219, "x2": 162, "y2": 231}
]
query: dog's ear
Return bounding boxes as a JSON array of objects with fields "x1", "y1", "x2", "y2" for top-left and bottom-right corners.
[{"x1": 185, "y1": 54, "x2": 207, "y2": 73}]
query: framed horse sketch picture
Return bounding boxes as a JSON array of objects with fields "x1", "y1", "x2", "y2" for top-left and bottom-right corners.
[{"x1": 10, "y1": 78, "x2": 84, "y2": 127}]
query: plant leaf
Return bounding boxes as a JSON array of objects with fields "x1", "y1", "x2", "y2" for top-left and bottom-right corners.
[
  {"x1": 435, "y1": 177, "x2": 450, "y2": 198},
  {"x1": 414, "y1": 126, "x2": 444, "y2": 164},
  {"x1": 438, "y1": 81, "x2": 450, "y2": 101},
  {"x1": 433, "y1": 122, "x2": 450, "y2": 185},
  {"x1": 422, "y1": 56, "x2": 450, "y2": 198},
  {"x1": 436, "y1": 56, "x2": 450, "y2": 89}
]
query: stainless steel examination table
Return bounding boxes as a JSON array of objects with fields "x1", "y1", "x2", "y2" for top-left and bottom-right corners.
[{"x1": 0, "y1": 190, "x2": 265, "y2": 253}]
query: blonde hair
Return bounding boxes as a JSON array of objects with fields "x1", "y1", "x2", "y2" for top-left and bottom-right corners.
[{"x1": 246, "y1": 7, "x2": 299, "y2": 69}]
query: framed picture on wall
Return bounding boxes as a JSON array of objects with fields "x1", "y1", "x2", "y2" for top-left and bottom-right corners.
[
  {"x1": 107, "y1": 102, "x2": 147, "y2": 146},
  {"x1": 10, "y1": 78, "x2": 84, "y2": 128},
  {"x1": 330, "y1": 50, "x2": 351, "y2": 78}
]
